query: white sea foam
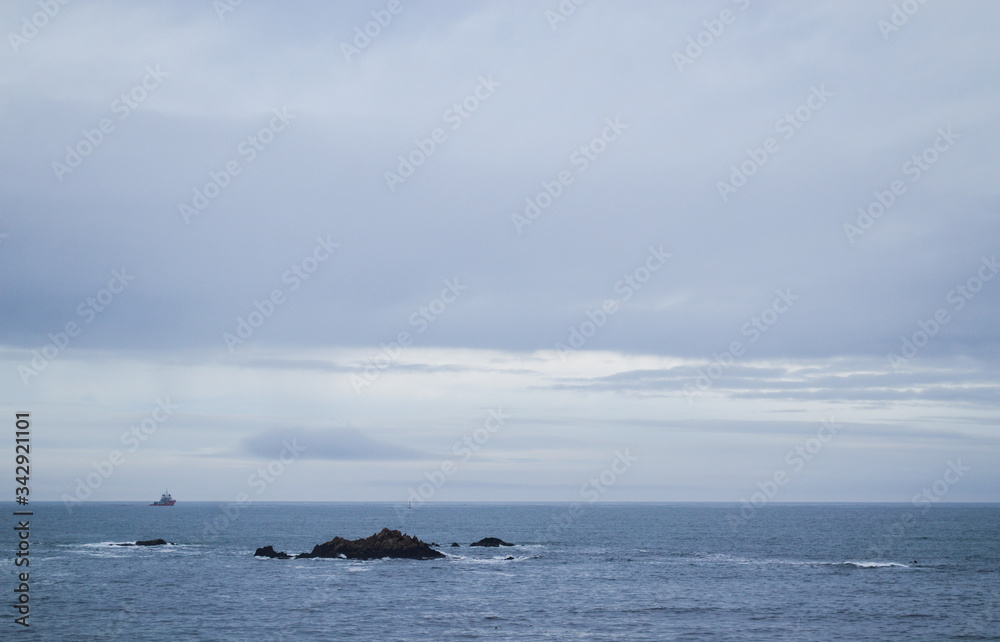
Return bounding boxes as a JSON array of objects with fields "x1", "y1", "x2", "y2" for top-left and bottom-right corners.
[
  {"x1": 447, "y1": 553, "x2": 536, "y2": 565},
  {"x1": 843, "y1": 561, "x2": 909, "y2": 569},
  {"x1": 64, "y1": 542, "x2": 122, "y2": 549},
  {"x1": 689, "y1": 553, "x2": 910, "y2": 569}
]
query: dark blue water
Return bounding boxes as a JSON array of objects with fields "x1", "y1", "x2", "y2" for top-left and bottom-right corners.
[{"x1": 5, "y1": 502, "x2": 999, "y2": 640}]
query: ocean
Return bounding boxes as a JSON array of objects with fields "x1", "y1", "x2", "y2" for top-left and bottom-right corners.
[{"x1": 6, "y1": 502, "x2": 999, "y2": 640}]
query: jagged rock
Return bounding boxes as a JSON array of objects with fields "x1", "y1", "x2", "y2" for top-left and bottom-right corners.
[
  {"x1": 254, "y1": 545, "x2": 291, "y2": 559},
  {"x1": 504, "y1": 556, "x2": 515, "y2": 560},
  {"x1": 298, "y1": 528, "x2": 444, "y2": 560},
  {"x1": 450, "y1": 542, "x2": 461, "y2": 547},
  {"x1": 470, "y1": 537, "x2": 513, "y2": 547},
  {"x1": 286, "y1": 528, "x2": 444, "y2": 561}
]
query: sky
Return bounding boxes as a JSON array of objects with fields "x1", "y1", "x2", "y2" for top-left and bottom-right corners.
[{"x1": 1, "y1": 0, "x2": 998, "y2": 505}]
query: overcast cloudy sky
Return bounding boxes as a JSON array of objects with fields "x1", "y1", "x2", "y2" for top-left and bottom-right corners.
[{"x1": 2, "y1": 0, "x2": 998, "y2": 505}]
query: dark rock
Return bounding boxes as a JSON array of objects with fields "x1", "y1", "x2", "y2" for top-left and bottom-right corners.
[
  {"x1": 504, "y1": 556, "x2": 515, "y2": 560},
  {"x1": 295, "y1": 528, "x2": 444, "y2": 561},
  {"x1": 450, "y1": 542, "x2": 461, "y2": 547},
  {"x1": 430, "y1": 543, "x2": 439, "y2": 547},
  {"x1": 255, "y1": 545, "x2": 292, "y2": 559},
  {"x1": 115, "y1": 539, "x2": 172, "y2": 546},
  {"x1": 470, "y1": 537, "x2": 513, "y2": 547}
]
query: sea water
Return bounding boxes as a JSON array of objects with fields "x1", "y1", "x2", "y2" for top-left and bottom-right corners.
[{"x1": 5, "y1": 502, "x2": 998, "y2": 640}]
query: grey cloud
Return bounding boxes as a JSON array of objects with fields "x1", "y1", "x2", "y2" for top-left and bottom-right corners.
[
  {"x1": 545, "y1": 358, "x2": 1000, "y2": 407},
  {"x1": 243, "y1": 427, "x2": 425, "y2": 461},
  {"x1": 2, "y1": 1, "x2": 998, "y2": 361}
]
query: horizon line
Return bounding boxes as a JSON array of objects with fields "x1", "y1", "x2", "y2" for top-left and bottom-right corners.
[{"x1": 14, "y1": 500, "x2": 1000, "y2": 505}]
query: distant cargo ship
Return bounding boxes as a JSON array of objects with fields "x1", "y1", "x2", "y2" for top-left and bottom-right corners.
[{"x1": 149, "y1": 490, "x2": 176, "y2": 506}]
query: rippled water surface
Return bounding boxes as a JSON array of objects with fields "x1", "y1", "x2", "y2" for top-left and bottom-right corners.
[{"x1": 6, "y1": 502, "x2": 999, "y2": 640}]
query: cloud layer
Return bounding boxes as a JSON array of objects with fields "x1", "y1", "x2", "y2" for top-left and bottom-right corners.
[{"x1": 2, "y1": 0, "x2": 997, "y2": 502}]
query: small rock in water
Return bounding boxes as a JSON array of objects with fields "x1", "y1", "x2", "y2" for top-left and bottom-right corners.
[
  {"x1": 254, "y1": 546, "x2": 291, "y2": 559},
  {"x1": 115, "y1": 539, "x2": 172, "y2": 547},
  {"x1": 470, "y1": 537, "x2": 514, "y2": 547}
]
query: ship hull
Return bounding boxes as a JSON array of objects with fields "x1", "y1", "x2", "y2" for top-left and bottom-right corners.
[{"x1": 149, "y1": 500, "x2": 176, "y2": 506}]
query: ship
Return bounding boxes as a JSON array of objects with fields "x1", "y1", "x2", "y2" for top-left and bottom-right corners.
[{"x1": 149, "y1": 490, "x2": 176, "y2": 506}]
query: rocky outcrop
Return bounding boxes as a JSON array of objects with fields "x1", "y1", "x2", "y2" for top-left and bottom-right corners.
[
  {"x1": 256, "y1": 528, "x2": 444, "y2": 561},
  {"x1": 254, "y1": 545, "x2": 291, "y2": 559},
  {"x1": 470, "y1": 537, "x2": 513, "y2": 547},
  {"x1": 300, "y1": 528, "x2": 444, "y2": 560},
  {"x1": 115, "y1": 539, "x2": 172, "y2": 546},
  {"x1": 450, "y1": 542, "x2": 461, "y2": 547}
]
